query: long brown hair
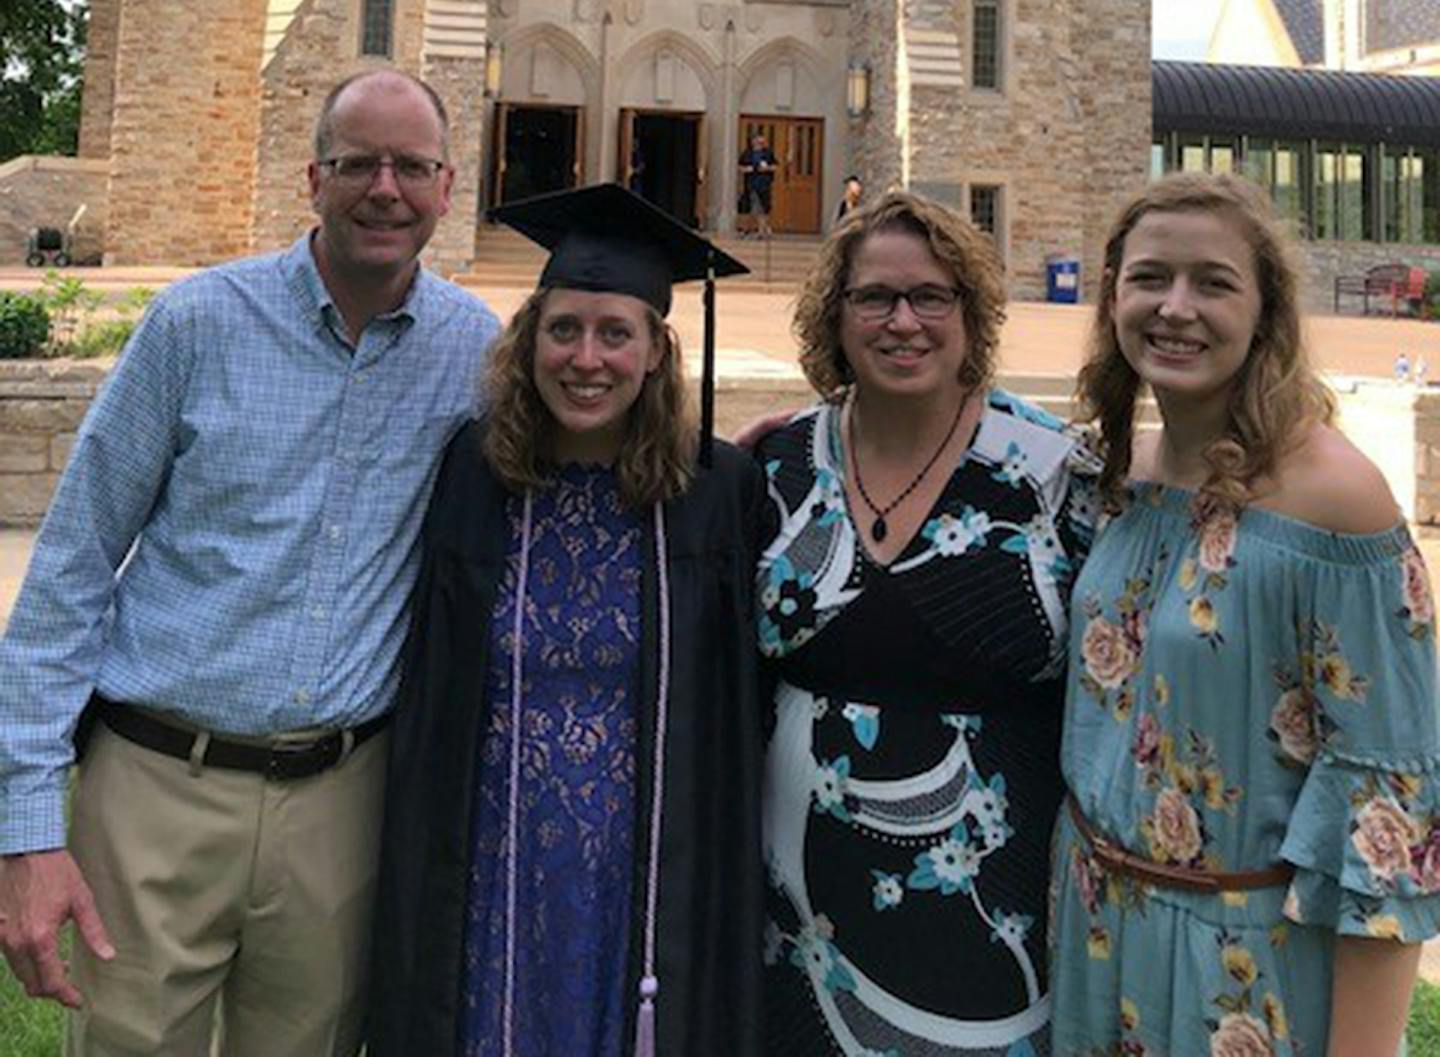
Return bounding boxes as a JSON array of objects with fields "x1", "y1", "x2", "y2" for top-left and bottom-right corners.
[
  {"x1": 481, "y1": 289, "x2": 696, "y2": 508},
  {"x1": 1078, "y1": 172, "x2": 1334, "y2": 509},
  {"x1": 793, "y1": 189, "x2": 1008, "y2": 402}
]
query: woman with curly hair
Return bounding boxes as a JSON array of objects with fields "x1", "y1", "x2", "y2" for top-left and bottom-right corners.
[
  {"x1": 755, "y1": 189, "x2": 1099, "y2": 1054},
  {"x1": 369, "y1": 184, "x2": 768, "y2": 1057},
  {"x1": 1050, "y1": 171, "x2": 1439, "y2": 1056}
]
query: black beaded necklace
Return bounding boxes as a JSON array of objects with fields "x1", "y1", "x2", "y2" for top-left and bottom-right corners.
[{"x1": 847, "y1": 394, "x2": 968, "y2": 544}]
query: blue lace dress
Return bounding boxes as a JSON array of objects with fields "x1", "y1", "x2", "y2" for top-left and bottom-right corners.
[
  {"x1": 755, "y1": 394, "x2": 1099, "y2": 1057},
  {"x1": 459, "y1": 465, "x2": 644, "y2": 1057}
]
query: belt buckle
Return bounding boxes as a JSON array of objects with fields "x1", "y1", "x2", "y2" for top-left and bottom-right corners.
[{"x1": 264, "y1": 735, "x2": 337, "y2": 781}]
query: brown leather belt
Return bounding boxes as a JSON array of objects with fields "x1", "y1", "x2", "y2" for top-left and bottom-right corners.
[
  {"x1": 1067, "y1": 794, "x2": 1294, "y2": 894},
  {"x1": 91, "y1": 693, "x2": 389, "y2": 781}
]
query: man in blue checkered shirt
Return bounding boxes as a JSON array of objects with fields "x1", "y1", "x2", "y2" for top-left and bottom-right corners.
[{"x1": 0, "y1": 69, "x2": 499, "y2": 1055}]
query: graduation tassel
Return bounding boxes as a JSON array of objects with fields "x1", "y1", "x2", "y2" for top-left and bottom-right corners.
[
  {"x1": 700, "y1": 248, "x2": 716, "y2": 468},
  {"x1": 633, "y1": 974, "x2": 659, "y2": 1057}
]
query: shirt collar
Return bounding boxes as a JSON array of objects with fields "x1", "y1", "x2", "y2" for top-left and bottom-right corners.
[{"x1": 282, "y1": 230, "x2": 434, "y2": 329}]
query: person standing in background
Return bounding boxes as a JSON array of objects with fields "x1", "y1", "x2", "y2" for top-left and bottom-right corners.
[{"x1": 739, "y1": 133, "x2": 778, "y2": 239}]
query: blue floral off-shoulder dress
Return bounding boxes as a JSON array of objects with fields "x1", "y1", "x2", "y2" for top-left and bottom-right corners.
[
  {"x1": 1051, "y1": 483, "x2": 1440, "y2": 1056},
  {"x1": 757, "y1": 394, "x2": 1099, "y2": 1056}
]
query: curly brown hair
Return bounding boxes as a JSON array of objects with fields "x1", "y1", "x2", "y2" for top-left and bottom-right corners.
[
  {"x1": 792, "y1": 189, "x2": 1008, "y2": 402},
  {"x1": 481, "y1": 289, "x2": 696, "y2": 508},
  {"x1": 1078, "y1": 172, "x2": 1335, "y2": 510}
]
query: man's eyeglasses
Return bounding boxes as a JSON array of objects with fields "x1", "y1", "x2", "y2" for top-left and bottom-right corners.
[
  {"x1": 842, "y1": 284, "x2": 963, "y2": 321},
  {"x1": 319, "y1": 155, "x2": 447, "y2": 188}
]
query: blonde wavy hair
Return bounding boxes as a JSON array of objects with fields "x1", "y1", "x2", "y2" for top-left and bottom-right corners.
[
  {"x1": 793, "y1": 189, "x2": 1008, "y2": 402},
  {"x1": 1078, "y1": 172, "x2": 1335, "y2": 510},
  {"x1": 481, "y1": 289, "x2": 696, "y2": 509}
]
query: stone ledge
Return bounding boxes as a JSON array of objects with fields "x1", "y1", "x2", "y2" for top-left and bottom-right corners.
[{"x1": 0, "y1": 359, "x2": 113, "y2": 385}]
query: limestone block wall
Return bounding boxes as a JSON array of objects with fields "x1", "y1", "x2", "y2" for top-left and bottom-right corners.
[
  {"x1": 105, "y1": 0, "x2": 268, "y2": 265},
  {"x1": 78, "y1": 0, "x2": 120, "y2": 161},
  {"x1": 251, "y1": 0, "x2": 426, "y2": 256},
  {"x1": 0, "y1": 361, "x2": 108, "y2": 527},
  {"x1": 249, "y1": 0, "x2": 484, "y2": 277},
  {"x1": 848, "y1": 0, "x2": 1149, "y2": 302},
  {"x1": 0, "y1": 157, "x2": 109, "y2": 267},
  {"x1": 1300, "y1": 241, "x2": 1440, "y2": 317},
  {"x1": 0, "y1": 357, "x2": 802, "y2": 527},
  {"x1": 1414, "y1": 388, "x2": 1440, "y2": 526},
  {"x1": 1075, "y1": 0, "x2": 1151, "y2": 304}
]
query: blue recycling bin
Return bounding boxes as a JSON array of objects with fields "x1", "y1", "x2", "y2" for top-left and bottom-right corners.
[{"x1": 1046, "y1": 254, "x2": 1080, "y2": 304}]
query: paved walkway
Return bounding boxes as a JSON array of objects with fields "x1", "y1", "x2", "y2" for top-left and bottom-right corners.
[{"x1": 5, "y1": 265, "x2": 1440, "y2": 380}]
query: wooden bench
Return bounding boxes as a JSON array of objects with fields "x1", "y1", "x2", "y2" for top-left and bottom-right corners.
[{"x1": 1334, "y1": 262, "x2": 1411, "y2": 315}]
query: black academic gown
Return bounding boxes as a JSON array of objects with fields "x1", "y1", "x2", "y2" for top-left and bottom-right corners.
[{"x1": 368, "y1": 421, "x2": 768, "y2": 1057}]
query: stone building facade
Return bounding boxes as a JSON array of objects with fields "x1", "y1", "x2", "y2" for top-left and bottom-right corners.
[{"x1": 69, "y1": 0, "x2": 1150, "y2": 299}]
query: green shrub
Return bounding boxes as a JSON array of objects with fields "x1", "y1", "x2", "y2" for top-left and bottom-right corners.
[
  {"x1": 0, "y1": 292, "x2": 52, "y2": 359},
  {"x1": 71, "y1": 318, "x2": 138, "y2": 358}
]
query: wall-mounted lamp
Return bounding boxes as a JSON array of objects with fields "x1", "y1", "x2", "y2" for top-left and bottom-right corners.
[
  {"x1": 484, "y1": 42, "x2": 504, "y2": 98},
  {"x1": 846, "y1": 61, "x2": 870, "y2": 118}
]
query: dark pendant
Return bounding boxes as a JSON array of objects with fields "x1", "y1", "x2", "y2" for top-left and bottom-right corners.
[{"x1": 871, "y1": 516, "x2": 888, "y2": 543}]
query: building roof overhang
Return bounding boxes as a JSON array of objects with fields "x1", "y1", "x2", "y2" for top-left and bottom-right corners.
[{"x1": 1153, "y1": 59, "x2": 1440, "y2": 147}]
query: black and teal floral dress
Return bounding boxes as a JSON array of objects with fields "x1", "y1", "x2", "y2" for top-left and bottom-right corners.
[{"x1": 755, "y1": 393, "x2": 1099, "y2": 1056}]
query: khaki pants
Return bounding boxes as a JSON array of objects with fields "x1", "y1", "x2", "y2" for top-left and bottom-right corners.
[{"x1": 64, "y1": 718, "x2": 388, "y2": 1057}]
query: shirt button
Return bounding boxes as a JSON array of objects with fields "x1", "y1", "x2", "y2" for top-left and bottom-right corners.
[
  {"x1": 293, "y1": 690, "x2": 311, "y2": 705},
  {"x1": 328, "y1": 525, "x2": 342, "y2": 541},
  {"x1": 310, "y1": 605, "x2": 326, "y2": 619}
]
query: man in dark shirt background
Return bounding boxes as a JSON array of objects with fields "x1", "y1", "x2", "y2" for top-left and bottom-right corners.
[{"x1": 738, "y1": 133, "x2": 777, "y2": 238}]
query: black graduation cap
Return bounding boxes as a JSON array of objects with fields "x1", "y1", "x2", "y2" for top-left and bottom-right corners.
[{"x1": 490, "y1": 183, "x2": 750, "y2": 466}]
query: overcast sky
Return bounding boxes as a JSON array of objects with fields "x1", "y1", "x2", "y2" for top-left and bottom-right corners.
[{"x1": 1153, "y1": 0, "x2": 1225, "y2": 59}]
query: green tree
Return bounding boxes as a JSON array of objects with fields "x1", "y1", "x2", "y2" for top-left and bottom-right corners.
[{"x1": 1, "y1": 0, "x2": 87, "y2": 161}]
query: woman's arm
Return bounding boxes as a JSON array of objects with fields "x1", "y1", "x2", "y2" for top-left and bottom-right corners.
[{"x1": 1327, "y1": 936, "x2": 1421, "y2": 1057}]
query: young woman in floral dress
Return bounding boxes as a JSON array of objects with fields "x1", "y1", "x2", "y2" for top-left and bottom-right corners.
[{"x1": 1049, "y1": 172, "x2": 1440, "y2": 1057}]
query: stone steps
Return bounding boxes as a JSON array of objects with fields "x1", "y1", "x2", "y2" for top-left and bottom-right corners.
[{"x1": 460, "y1": 226, "x2": 824, "y2": 292}]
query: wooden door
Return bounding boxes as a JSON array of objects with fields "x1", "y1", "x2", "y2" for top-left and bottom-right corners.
[
  {"x1": 489, "y1": 103, "x2": 510, "y2": 210},
  {"x1": 739, "y1": 115, "x2": 823, "y2": 234},
  {"x1": 619, "y1": 108, "x2": 638, "y2": 189},
  {"x1": 694, "y1": 113, "x2": 708, "y2": 230}
]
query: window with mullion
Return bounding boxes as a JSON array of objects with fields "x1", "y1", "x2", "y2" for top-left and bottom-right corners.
[
  {"x1": 361, "y1": 0, "x2": 392, "y2": 57},
  {"x1": 972, "y1": 1, "x2": 1001, "y2": 90}
]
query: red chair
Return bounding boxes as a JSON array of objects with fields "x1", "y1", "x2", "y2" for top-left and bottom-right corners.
[{"x1": 1391, "y1": 267, "x2": 1427, "y2": 317}]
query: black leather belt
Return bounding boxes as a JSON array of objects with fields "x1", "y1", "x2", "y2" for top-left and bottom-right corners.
[{"x1": 90, "y1": 693, "x2": 390, "y2": 781}]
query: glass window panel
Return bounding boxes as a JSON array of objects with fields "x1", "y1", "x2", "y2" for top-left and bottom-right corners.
[
  {"x1": 1180, "y1": 136, "x2": 1206, "y2": 174},
  {"x1": 973, "y1": 2, "x2": 1001, "y2": 90},
  {"x1": 1244, "y1": 140, "x2": 1273, "y2": 189},
  {"x1": 1210, "y1": 141, "x2": 1236, "y2": 174},
  {"x1": 1151, "y1": 141, "x2": 1167, "y2": 180},
  {"x1": 1383, "y1": 148, "x2": 1402, "y2": 243},
  {"x1": 971, "y1": 185, "x2": 1001, "y2": 236},
  {"x1": 1405, "y1": 153, "x2": 1425, "y2": 244},
  {"x1": 1422, "y1": 149, "x2": 1440, "y2": 243},
  {"x1": 1342, "y1": 147, "x2": 1371, "y2": 241},
  {"x1": 361, "y1": 0, "x2": 392, "y2": 57},
  {"x1": 1273, "y1": 142, "x2": 1305, "y2": 233},
  {"x1": 1314, "y1": 145, "x2": 1339, "y2": 240}
]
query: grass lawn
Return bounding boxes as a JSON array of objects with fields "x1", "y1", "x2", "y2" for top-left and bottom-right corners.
[
  {"x1": 3, "y1": 958, "x2": 1440, "y2": 1056},
  {"x1": 0, "y1": 936, "x2": 67, "y2": 1057}
]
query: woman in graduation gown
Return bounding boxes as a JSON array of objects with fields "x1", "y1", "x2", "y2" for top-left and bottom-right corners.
[{"x1": 368, "y1": 184, "x2": 768, "y2": 1057}]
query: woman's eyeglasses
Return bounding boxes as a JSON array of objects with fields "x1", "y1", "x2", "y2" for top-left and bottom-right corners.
[{"x1": 842, "y1": 284, "x2": 962, "y2": 320}]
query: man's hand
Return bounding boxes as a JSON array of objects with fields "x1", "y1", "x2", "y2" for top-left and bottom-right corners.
[
  {"x1": 0, "y1": 849, "x2": 114, "y2": 1008},
  {"x1": 732, "y1": 408, "x2": 800, "y2": 450}
]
